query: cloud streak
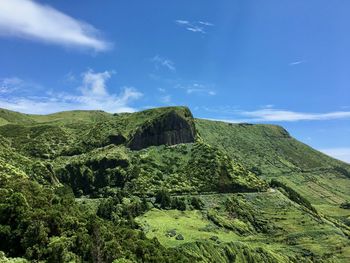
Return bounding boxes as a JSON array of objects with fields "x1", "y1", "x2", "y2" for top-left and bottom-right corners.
[
  {"x1": 198, "y1": 21, "x2": 214, "y2": 26},
  {"x1": 204, "y1": 107, "x2": 350, "y2": 123},
  {"x1": 176, "y1": 83, "x2": 216, "y2": 96},
  {"x1": 289, "y1": 60, "x2": 306, "y2": 66},
  {"x1": 0, "y1": 70, "x2": 142, "y2": 114},
  {"x1": 175, "y1": 19, "x2": 214, "y2": 34},
  {"x1": 241, "y1": 109, "x2": 350, "y2": 122},
  {"x1": 0, "y1": 77, "x2": 42, "y2": 95},
  {"x1": 151, "y1": 55, "x2": 176, "y2": 71},
  {"x1": 0, "y1": 77, "x2": 23, "y2": 94},
  {"x1": 0, "y1": 0, "x2": 110, "y2": 51}
]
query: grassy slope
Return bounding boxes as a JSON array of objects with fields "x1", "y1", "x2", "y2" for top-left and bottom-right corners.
[
  {"x1": 136, "y1": 191, "x2": 350, "y2": 262},
  {"x1": 0, "y1": 107, "x2": 264, "y2": 195},
  {"x1": 195, "y1": 119, "x2": 350, "y2": 217},
  {"x1": 1, "y1": 106, "x2": 350, "y2": 262},
  {"x1": 1, "y1": 107, "x2": 349, "y2": 214},
  {"x1": 0, "y1": 107, "x2": 193, "y2": 157}
]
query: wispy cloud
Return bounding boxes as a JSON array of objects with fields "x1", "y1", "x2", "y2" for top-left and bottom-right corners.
[
  {"x1": 64, "y1": 72, "x2": 77, "y2": 83},
  {"x1": 0, "y1": 77, "x2": 23, "y2": 94},
  {"x1": 0, "y1": 70, "x2": 143, "y2": 114},
  {"x1": 175, "y1": 20, "x2": 190, "y2": 25},
  {"x1": 289, "y1": 60, "x2": 306, "y2": 66},
  {"x1": 160, "y1": 95, "x2": 172, "y2": 104},
  {"x1": 0, "y1": 77, "x2": 42, "y2": 94},
  {"x1": 0, "y1": 0, "x2": 110, "y2": 51},
  {"x1": 203, "y1": 107, "x2": 350, "y2": 123},
  {"x1": 186, "y1": 26, "x2": 206, "y2": 34},
  {"x1": 149, "y1": 74, "x2": 217, "y2": 97},
  {"x1": 151, "y1": 55, "x2": 176, "y2": 72},
  {"x1": 240, "y1": 109, "x2": 350, "y2": 122},
  {"x1": 175, "y1": 19, "x2": 214, "y2": 34},
  {"x1": 320, "y1": 148, "x2": 350, "y2": 163},
  {"x1": 177, "y1": 83, "x2": 216, "y2": 96},
  {"x1": 198, "y1": 21, "x2": 214, "y2": 26}
]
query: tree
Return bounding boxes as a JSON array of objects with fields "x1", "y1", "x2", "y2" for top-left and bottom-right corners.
[
  {"x1": 22, "y1": 221, "x2": 49, "y2": 260},
  {"x1": 155, "y1": 189, "x2": 171, "y2": 209},
  {"x1": 97, "y1": 198, "x2": 118, "y2": 220},
  {"x1": 190, "y1": 197, "x2": 204, "y2": 210},
  {"x1": 171, "y1": 197, "x2": 186, "y2": 211}
]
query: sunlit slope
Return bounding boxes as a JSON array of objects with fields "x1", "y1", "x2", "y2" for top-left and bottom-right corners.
[
  {"x1": 1, "y1": 106, "x2": 349, "y2": 215},
  {"x1": 0, "y1": 106, "x2": 195, "y2": 158},
  {"x1": 195, "y1": 119, "x2": 350, "y2": 216},
  {"x1": 136, "y1": 191, "x2": 350, "y2": 262}
]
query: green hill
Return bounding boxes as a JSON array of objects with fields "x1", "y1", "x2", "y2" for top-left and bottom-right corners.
[
  {"x1": 196, "y1": 119, "x2": 350, "y2": 216},
  {"x1": 0, "y1": 106, "x2": 349, "y2": 262}
]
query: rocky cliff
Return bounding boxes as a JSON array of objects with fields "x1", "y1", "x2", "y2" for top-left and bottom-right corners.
[{"x1": 128, "y1": 109, "x2": 196, "y2": 150}]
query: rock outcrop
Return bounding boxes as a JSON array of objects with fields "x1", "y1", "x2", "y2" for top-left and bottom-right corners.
[{"x1": 128, "y1": 109, "x2": 196, "y2": 150}]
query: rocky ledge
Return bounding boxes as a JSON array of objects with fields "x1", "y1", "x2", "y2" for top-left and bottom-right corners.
[{"x1": 128, "y1": 108, "x2": 196, "y2": 150}]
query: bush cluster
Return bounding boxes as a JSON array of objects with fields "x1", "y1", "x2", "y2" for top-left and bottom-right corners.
[{"x1": 0, "y1": 175, "x2": 191, "y2": 262}]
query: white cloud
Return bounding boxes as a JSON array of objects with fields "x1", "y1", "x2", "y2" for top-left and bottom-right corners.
[
  {"x1": 160, "y1": 95, "x2": 171, "y2": 104},
  {"x1": 0, "y1": 0, "x2": 110, "y2": 51},
  {"x1": 289, "y1": 60, "x2": 306, "y2": 66},
  {"x1": 151, "y1": 55, "x2": 176, "y2": 71},
  {"x1": 175, "y1": 19, "x2": 214, "y2": 34},
  {"x1": 178, "y1": 83, "x2": 216, "y2": 96},
  {"x1": 0, "y1": 77, "x2": 23, "y2": 93},
  {"x1": 0, "y1": 71, "x2": 143, "y2": 114},
  {"x1": 80, "y1": 69, "x2": 114, "y2": 96},
  {"x1": 240, "y1": 109, "x2": 350, "y2": 122},
  {"x1": 320, "y1": 148, "x2": 350, "y2": 163},
  {"x1": 198, "y1": 21, "x2": 214, "y2": 26},
  {"x1": 0, "y1": 77, "x2": 42, "y2": 94},
  {"x1": 175, "y1": 20, "x2": 190, "y2": 25},
  {"x1": 203, "y1": 107, "x2": 350, "y2": 123},
  {"x1": 186, "y1": 26, "x2": 205, "y2": 34}
]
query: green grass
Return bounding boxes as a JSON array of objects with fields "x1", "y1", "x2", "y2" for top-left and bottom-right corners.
[
  {"x1": 2, "y1": 106, "x2": 350, "y2": 262},
  {"x1": 137, "y1": 191, "x2": 350, "y2": 262},
  {"x1": 195, "y1": 118, "x2": 350, "y2": 216},
  {"x1": 136, "y1": 209, "x2": 240, "y2": 247}
]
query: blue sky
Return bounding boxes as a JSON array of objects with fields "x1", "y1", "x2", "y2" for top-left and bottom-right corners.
[{"x1": 0, "y1": 0, "x2": 349, "y2": 162}]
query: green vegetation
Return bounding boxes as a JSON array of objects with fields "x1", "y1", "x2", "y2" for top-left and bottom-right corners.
[
  {"x1": 195, "y1": 119, "x2": 350, "y2": 216},
  {"x1": 1, "y1": 106, "x2": 350, "y2": 262},
  {"x1": 270, "y1": 179, "x2": 318, "y2": 214},
  {"x1": 137, "y1": 191, "x2": 350, "y2": 262},
  {"x1": 0, "y1": 174, "x2": 190, "y2": 262}
]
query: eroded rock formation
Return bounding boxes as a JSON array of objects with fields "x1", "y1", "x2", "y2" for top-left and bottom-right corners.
[{"x1": 128, "y1": 109, "x2": 196, "y2": 150}]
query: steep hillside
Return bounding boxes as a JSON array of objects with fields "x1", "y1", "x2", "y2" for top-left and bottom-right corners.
[
  {"x1": 195, "y1": 119, "x2": 349, "y2": 173},
  {"x1": 0, "y1": 106, "x2": 350, "y2": 262},
  {"x1": 196, "y1": 119, "x2": 350, "y2": 217}
]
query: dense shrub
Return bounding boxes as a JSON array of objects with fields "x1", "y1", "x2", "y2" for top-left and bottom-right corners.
[
  {"x1": 171, "y1": 197, "x2": 187, "y2": 211},
  {"x1": 340, "y1": 201, "x2": 350, "y2": 209},
  {"x1": 270, "y1": 179, "x2": 318, "y2": 214},
  {"x1": 190, "y1": 197, "x2": 204, "y2": 210},
  {"x1": 155, "y1": 188, "x2": 171, "y2": 209}
]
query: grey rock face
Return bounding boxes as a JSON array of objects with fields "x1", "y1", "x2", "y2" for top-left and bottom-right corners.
[{"x1": 128, "y1": 110, "x2": 196, "y2": 150}]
